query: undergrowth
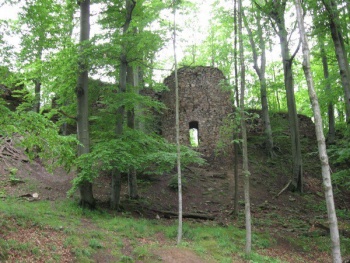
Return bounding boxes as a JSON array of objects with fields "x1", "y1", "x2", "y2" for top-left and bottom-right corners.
[{"x1": 0, "y1": 198, "x2": 284, "y2": 262}]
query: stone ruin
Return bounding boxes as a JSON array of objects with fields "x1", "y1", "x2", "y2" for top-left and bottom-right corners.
[{"x1": 161, "y1": 66, "x2": 233, "y2": 163}]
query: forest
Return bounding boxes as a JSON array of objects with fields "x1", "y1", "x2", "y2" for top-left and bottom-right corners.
[{"x1": 0, "y1": 0, "x2": 350, "y2": 262}]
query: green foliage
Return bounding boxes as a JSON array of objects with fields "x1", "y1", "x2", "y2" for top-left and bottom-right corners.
[
  {"x1": 328, "y1": 127, "x2": 350, "y2": 191},
  {"x1": 119, "y1": 255, "x2": 134, "y2": 262},
  {"x1": 89, "y1": 239, "x2": 103, "y2": 249},
  {"x1": 0, "y1": 106, "x2": 78, "y2": 172},
  {"x1": 189, "y1": 128, "x2": 198, "y2": 147},
  {"x1": 0, "y1": 238, "x2": 9, "y2": 261},
  {"x1": 217, "y1": 109, "x2": 259, "y2": 155},
  {"x1": 168, "y1": 174, "x2": 187, "y2": 190},
  {"x1": 70, "y1": 128, "x2": 204, "y2": 195},
  {"x1": 22, "y1": 112, "x2": 76, "y2": 170},
  {"x1": 8, "y1": 167, "x2": 21, "y2": 185}
]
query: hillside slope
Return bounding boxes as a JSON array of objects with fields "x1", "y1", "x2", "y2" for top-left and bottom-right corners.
[{"x1": 1, "y1": 112, "x2": 349, "y2": 262}]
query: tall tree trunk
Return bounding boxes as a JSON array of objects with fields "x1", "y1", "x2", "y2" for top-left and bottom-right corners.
[
  {"x1": 238, "y1": 0, "x2": 251, "y2": 255},
  {"x1": 110, "y1": 0, "x2": 136, "y2": 210},
  {"x1": 127, "y1": 65, "x2": 139, "y2": 199},
  {"x1": 318, "y1": 36, "x2": 335, "y2": 143},
  {"x1": 33, "y1": 79, "x2": 41, "y2": 113},
  {"x1": 61, "y1": 1, "x2": 76, "y2": 135},
  {"x1": 232, "y1": 0, "x2": 239, "y2": 217},
  {"x1": 111, "y1": 169, "x2": 122, "y2": 210},
  {"x1": 111, "y1": 55, "x2": 126, "y2": 210},
  {"x1": 33, "y1": 44, "x2": 43, "y2": 113},
  {"x1": 172, "y1": 1, "x2": 182, "y2": 245},
  {"x1": 274, "y1": 1, "x2": 303, "y2": 192},
  {"x1": 281, "y1": 41, "x2": 303, "y2": 192},
  {"x1": 243, "y1": 10, "x2": 274, "y2": 157},
  {"x1": 322, "y1": 0, "x2": 350, "y2": 123},
  {"x1": 77, "y1": 0, "x2": 94, "y2": 209},
  {"x1": 135, "y1": 66, "x2": 145, "y2": 131},
  {"x1": 294, "y1": 1, "x2": 342, "y2": 261},
  {"x1": 256, "y1": 0, "x2": 303, "y2": 191}
]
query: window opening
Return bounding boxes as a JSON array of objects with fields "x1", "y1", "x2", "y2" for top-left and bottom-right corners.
[{"x1": 189, "y1": 121, "x2": 199, "y2": 147}]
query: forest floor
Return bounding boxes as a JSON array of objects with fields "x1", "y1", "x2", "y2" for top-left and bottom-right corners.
[{"x1": 1, "y1": 113, "x2": 350, "y2": 262}]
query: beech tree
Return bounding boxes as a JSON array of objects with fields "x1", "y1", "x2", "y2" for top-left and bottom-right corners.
[
  {"x1": 76, "y1": 0, "x2": 95, "y2": 208},
  {"x1": 126, "y1": 65, "x2": 139, "y2": 199},
  {"x1": 172, "y1": 0, "x2": 183, "y2": 245},
  {"x1": 243, "y1": 8, "x2": 274, "y2": 157},
  {"x1": 14, "y1": 0, "x2": 73, "y2": 113},
  {"x1": 321, "y1": 0, "x2": 350, "y2": 123},
  {"x1": 294, "y1": 0, "x2": 342, "y2": 261},
  {"x1": 238, "y1": 0, "x2": 251, "y2": 255},
  {"x1": 318, "y1": 34, "x2": 336, "y2": 143},
  {"x1": 256, "y1": 0, "x2": 303, "y2": 192},
  {"x1": 233, "y1": 0, "x2": 240, "y2": 216},
  {"x1": 109, "y1": 0, "x2": 137, "y2": 210}
]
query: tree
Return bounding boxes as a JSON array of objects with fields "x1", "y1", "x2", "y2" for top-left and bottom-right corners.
[
  {"x1": 110, "y1": 0, "x2": 137, "y2": 210},
  {"x1": 256, "y1": 0, "x2": 303, "y2": 192},
  {"x1": 88, "y1": 0, "x2": 168, "y2": 208},
  {"x1": 172, "y1": 0, "x2": 183, "y2": 245},
  {"x1": 15, "y1": 0, "x2": 70, "y2": 113},
  {"x1": 243, "y1": 8, "x2": 274, "y2": 157},
  {"x1": 238, "y1": 0, "x2": 251, "y2": 255},
  {"x1": 318, "y1": 35, "x2": 336, "y2": 143},
  {"x1": 321, "y1": 0, "x2": 350, "y2": 123},
  {"x1": 233, "y1": 0, "x2": 240, "y2": 216},
  {"x1": 294, "y1": 0, "x2": 342, "y2": 261},
  {"x1": 76, "y1": 0, "x2": 95, "y2": 209},
  {"x1": 126, "y1": 65, "x2": 139, "y2": 199}
]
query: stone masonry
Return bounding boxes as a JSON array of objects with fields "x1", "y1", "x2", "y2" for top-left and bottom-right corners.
[{"x1": 161, "y1": 66, "x2": 233, "y2": 162}]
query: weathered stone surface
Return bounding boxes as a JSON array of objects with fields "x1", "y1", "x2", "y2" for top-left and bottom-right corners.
[{"x1": 161, "y1": 66, "x2": 233, "y2": 162}]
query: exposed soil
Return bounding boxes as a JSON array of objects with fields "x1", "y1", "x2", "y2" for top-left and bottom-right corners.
[{"x1": 1, "y1": 120, "x2": 349, "y2": 262}]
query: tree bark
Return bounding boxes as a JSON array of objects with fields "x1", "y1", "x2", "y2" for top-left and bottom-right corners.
[
  {"x1": 33, "y1": 42, "x2": 43, "y2": 113},
  {"x1": 134, "y1": 66, "x2": 145, "y2": 132},
  {"x1": 77, "y1": 0, "x2": 94, "y2": 209},
  {"x1": 238, "y1": 0, "x2": 251, "y2": 255},
  {"x1": 294, "y1": 1, "x2": 342, "y2": 261},
  {"x1": 152, "y1": 210, "x2": 214, "y2": 220},
  {"x1": 318, "y1": 36, "x2": 335, "y2": 143},
  {"x1": 281, "y1": 47, "x2": 303, "y2": 192},
  {"x1": 111, "y1": 53, "x2": 126, "y2": 210},
  {"x1": 259, "y1": 0, "x2": 303, "y2": 191},
  {"x1": 243, "y1": 10, "x2": 274, "y2": 157},
  {"x1": 33, "y1": 79, "x2": 41, "y2": 113},
  {"x1": 172, "y1": 1, "x2": 183, "y2": 245},
  {"x1": 110, "y1": 0, "x2": 136, "y2": 210},
  {"x1": 127, "y1": 65, "x2": 139, "y2": 199},
  {"x1": 111, "y1": 169, "x2": 122, "y2": 210},
  {"x1": 322, "y1": 0, "x2": 350, "y2": 123},
  {"x1": 232, "y1": 0, "x2": 239, "y2": 217}
]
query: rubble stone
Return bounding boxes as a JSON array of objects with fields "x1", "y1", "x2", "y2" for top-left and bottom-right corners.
[{"x1": 161, "y1": 66, "x2": 233, "y2": 163}]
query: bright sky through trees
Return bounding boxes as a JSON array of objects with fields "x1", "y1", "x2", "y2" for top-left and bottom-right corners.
[{"x1": 0, "y1": 0, "x2": 302, "y2": 81}]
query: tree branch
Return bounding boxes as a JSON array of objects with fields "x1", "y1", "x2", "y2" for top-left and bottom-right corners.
[
  {"x1": 58, "y1": 109, "x2": 77, "y2": 121},
  {"x1": 290, "y1": 38, "x2": 301, "y2": 62}
]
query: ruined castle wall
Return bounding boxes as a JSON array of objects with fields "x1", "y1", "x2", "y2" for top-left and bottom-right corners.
[{"x1": 162, "y1": 66, "x2": 233, "y2": 161}]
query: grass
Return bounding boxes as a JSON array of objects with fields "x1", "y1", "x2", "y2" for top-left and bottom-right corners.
[
  {"x1": 0, "y1": 198, "x2": 289, "y2": 263},
  {"x1": 1, "y1": 112, "x2": 349, "y2": 262}
]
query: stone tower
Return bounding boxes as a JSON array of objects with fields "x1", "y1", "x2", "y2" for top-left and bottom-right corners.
[{"x1": 161, "y1": 66, "x2": 233, "y2": 162}]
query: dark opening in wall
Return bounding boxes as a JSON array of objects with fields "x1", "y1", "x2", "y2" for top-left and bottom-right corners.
[{"x1": 189, "y1": 121, "x2": 199, "y2": 147}]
